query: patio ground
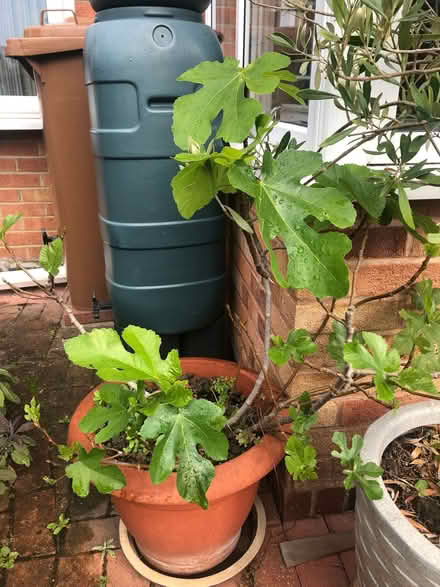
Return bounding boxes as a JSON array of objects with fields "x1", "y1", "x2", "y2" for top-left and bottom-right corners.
[{"x1": 0, "y1": 288, "x2": 356, "y2": 587}]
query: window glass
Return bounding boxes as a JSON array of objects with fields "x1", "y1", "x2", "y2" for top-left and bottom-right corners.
[
  {"x1": 247, "y1": 1, "x2": 312, "y2": 127},
  {"x1": 0, "y1": 0, "x2": 46, "y2": 96}
]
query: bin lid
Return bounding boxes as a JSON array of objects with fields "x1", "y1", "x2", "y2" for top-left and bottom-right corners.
[{"x1": 6, "y1": 24, "x2": 88, "y2": 57}]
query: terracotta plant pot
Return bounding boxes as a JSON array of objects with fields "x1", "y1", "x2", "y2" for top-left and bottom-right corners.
[
  {"x1": 90, "y1": 0, "x2": 211, "y2": 13},
  {"x1": 68, "y1": 357, "x2": 284, "y2": 576}
]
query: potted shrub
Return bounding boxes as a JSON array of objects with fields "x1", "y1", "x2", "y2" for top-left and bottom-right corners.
[{"x1": 2, "y1": 0, "x2": 440, "y2": 580}]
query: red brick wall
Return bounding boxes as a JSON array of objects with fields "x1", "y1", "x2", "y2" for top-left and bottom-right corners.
[
  {"x1": 75, "y1": 0, "x2": 95, "y2": 23},
  {"x1": 232, "y1": 203, "x2": 440, "y2": 519},
  {"x1": 0, "y1": 131, "x2": 57, "y2": 262},
  {"x1": 215, "y1": 0, "x2": 236, "y2": 58}
]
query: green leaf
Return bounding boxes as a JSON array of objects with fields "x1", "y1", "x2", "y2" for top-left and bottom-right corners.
[
  {"x1": 270, "y1": 32, "x2": 295, "y2": 50},
  {"x1": 228, "y1": 151, "x2": 355, "y2": 298},
  {"x1": 415, "y1": 479, "x2": 429, "y2": 496},
  {"x1": 344, "y1": 333, "x2": 400, "y2": 403},
  {"x1": 359, "y1": 478, "x2": 383, "y2": 500},
  {"x1": 358, "y1": 462, "x2": 383, "y2": 477},
  {"x1": 289, "y1": 405, "x2": 317, "y2": 436},
  {"x1": 413, "y1": 347, "x2": 440, "y2": 369},
  {"x1": 57, "y1": 442, "x2": 81, "y2": 462},
  {"x1": 320, "y1": 127, "x2": 354, "y2": 148},
  {"x1": 395, "y1": 367, "x2": 438, "y2": 396},
  {"x1": 374, "y1": 378, "x2": 396, "y2": 403},
  {"x1": 344, "y1": 332, "x2": 400, "y2": 372},
  {"x1": 0, "y1": 466, "x2": 17, "y2": 483},
  {"x1": 140, "y1": 400, "x2": 228, "y2": 508},
  {"x1": 314, "y1": 164, "x2": 387, "y2": 219},
  {"x1": 392, "y1": 309, "x2": 427, "y2": 355},
  {"x1": 79, "y1": 384, "x2": 132, "y2": 444},
  {"x1": 65, "y1": 448, "x2": 126, "y2": 498},
  {"x1": 223, "y1": 206, "x2": 253, "y2": 233},
  {"x1": 47, "y1": 514, "x2": 70, "y2": 535},
  {"x1": 24, "y1": 397, "x2": 40, "y2": 424},
  {"x1": 64, "y1": 327, "x2": 182, "y2": 390},
  {"x1": 274, "y1": 131, "x2": 291, "y2": 159},
  {"x1": 11, "y1": 444, "x2": 30, "y2": 467},
  {"x1": 269, "y1": 329, "x2": 317, "y2": 365},
  {"x1": 299, "y1": 89, "x2": 338, "y2": 100},
  {"x1": 361, "y1": 0, "x2": 385, "y2": 17},
  {"x1": 285, "y1": 434, "x2": 318, "y2": 481},
  {"x1": 331, "y1": 432, "x2": 363, "y2": 465},
  {"x1": 172, "y1": 53, "x2": 291, "y2": 149},
  {"x1": 0, "y1": 369, "x2": 18, "y2": 384},
  {"x1": 328, "y1": 0, "x2": 346, "y2": 26},
  {"x1": 279, "y1": 83, "x2": 303, "y2": 103},
  {"x1": 171, "y1": 161, "x2": 216, "y2": 219},
  {"x1": 419, "y1": 173, "x2": 440, "y2": 186},
  {"x1": 427, "y1": 232, "x2": 440, "y2": 245},
  {"x1": 0, "y1": 214, "x2": 22, "y2": 240},
  {"x1": 39, "y1": 238, "x2": 64, "y2": 277},
  {"x1": 398, "y1": 186, "x2": 415, "y2": 230},
  {"x1": 1, "y1": 384, "x2": 20, "y2": 405}
]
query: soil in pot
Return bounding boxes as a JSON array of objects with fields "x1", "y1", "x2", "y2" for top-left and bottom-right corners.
[
  {"x1": 106, "y1": 374, "x2": 264, "y2": 469},
  {"x1": 382, "y1": 425, "x2": 440, "y2": 547}
]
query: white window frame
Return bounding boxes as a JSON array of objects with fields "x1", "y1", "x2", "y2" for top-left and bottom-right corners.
[
  {"x1": 204, "y1": 1, "x2": 216, "y2": 29},
  {"x1": 0, "y1": 0, "x2": 75, "y2": 131},
  {"x1": 237, "y1": 0, "x2": 327, "y2": 151},
  {"x1": 236, "y1": 0, "x2": 440, "y2": 199}
]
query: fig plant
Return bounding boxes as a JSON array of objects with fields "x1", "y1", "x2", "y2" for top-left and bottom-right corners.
[{"x1": 169, "y1": 0, "x2": 440, "y2": 500}]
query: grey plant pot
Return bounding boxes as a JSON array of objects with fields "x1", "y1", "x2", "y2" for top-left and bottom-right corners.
[{"x1": 355, "y1": 400, "x2": 440, "y2": 587}]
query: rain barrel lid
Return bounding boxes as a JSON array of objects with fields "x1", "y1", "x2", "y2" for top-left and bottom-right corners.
[
  {"x1": 5, "y1": 23, "x2": 88, "y2": 57},
  {"x1": 90, "y1": 0, "x2": 211, "y2": 12}
]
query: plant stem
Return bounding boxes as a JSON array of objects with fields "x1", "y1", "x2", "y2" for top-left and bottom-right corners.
[
  {"x1": 1, "y1": 238, "x2": 86, "y2": 334},
  {"x1": 349, "y1": 224, "x2": 369, "y2": 308},
  {"x1": 354, "y1": 255, "x2": 431, "y2": 308},
  {"x1": 227, "y1": 277, "x2": 272, "y2": 427},
  {"x1": 336, "y1": 66, "x2": 440, "y2": 83}
]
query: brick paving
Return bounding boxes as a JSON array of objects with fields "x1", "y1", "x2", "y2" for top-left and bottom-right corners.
[{"x1": 0, "y1": 289, "x2": 356, "y2": 586}]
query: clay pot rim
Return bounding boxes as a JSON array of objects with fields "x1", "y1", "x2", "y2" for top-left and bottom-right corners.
[{"x1": 68, "y1": 357, "x2": 285, "y2": 507}]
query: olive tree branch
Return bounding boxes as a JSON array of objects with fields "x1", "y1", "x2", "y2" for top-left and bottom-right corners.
[{"x1": 354, "y1": 255, "x2": 431, "y2": 309}]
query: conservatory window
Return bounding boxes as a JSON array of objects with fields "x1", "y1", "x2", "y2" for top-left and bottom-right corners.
[{"x1": 232, "y1": 0, "x2": 440, "y2": 198}]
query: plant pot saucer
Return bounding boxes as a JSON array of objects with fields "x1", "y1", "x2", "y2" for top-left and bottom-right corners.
[{"x1": 119, "y1": 496, "x2": 266, "y2": 586}]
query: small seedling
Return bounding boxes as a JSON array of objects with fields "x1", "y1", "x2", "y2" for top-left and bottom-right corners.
[
  {"x1": 92, "y1": 538, "x2": 116, "y2": 560},
  {"x1": 24, "y1": 397, "x2": 40, "y2": 424},
  {"x1": 47, "y1": 513, "x2": 70, "y2": 536},
  {"x1": 415, "y1": 479, "x2": 430, "y2": 497},
  {"x1": 332, "y1": 433, "x2": 384, "y2": 500},
  {"x1": 210, "y1": 376, "x2": 234, "y2": 409},
  {"x1": 0, "y1": 544, "x2": 19, "y2": 569},
  {"x1": 57, "y1": 415, "x2": 70, "y2": 425},
  {"x1": 98, "y1": 576, "x2": 107, "y2": 587},
  {"x1": 42, "y1": 476, "x2": 57, "y2": 486}
]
